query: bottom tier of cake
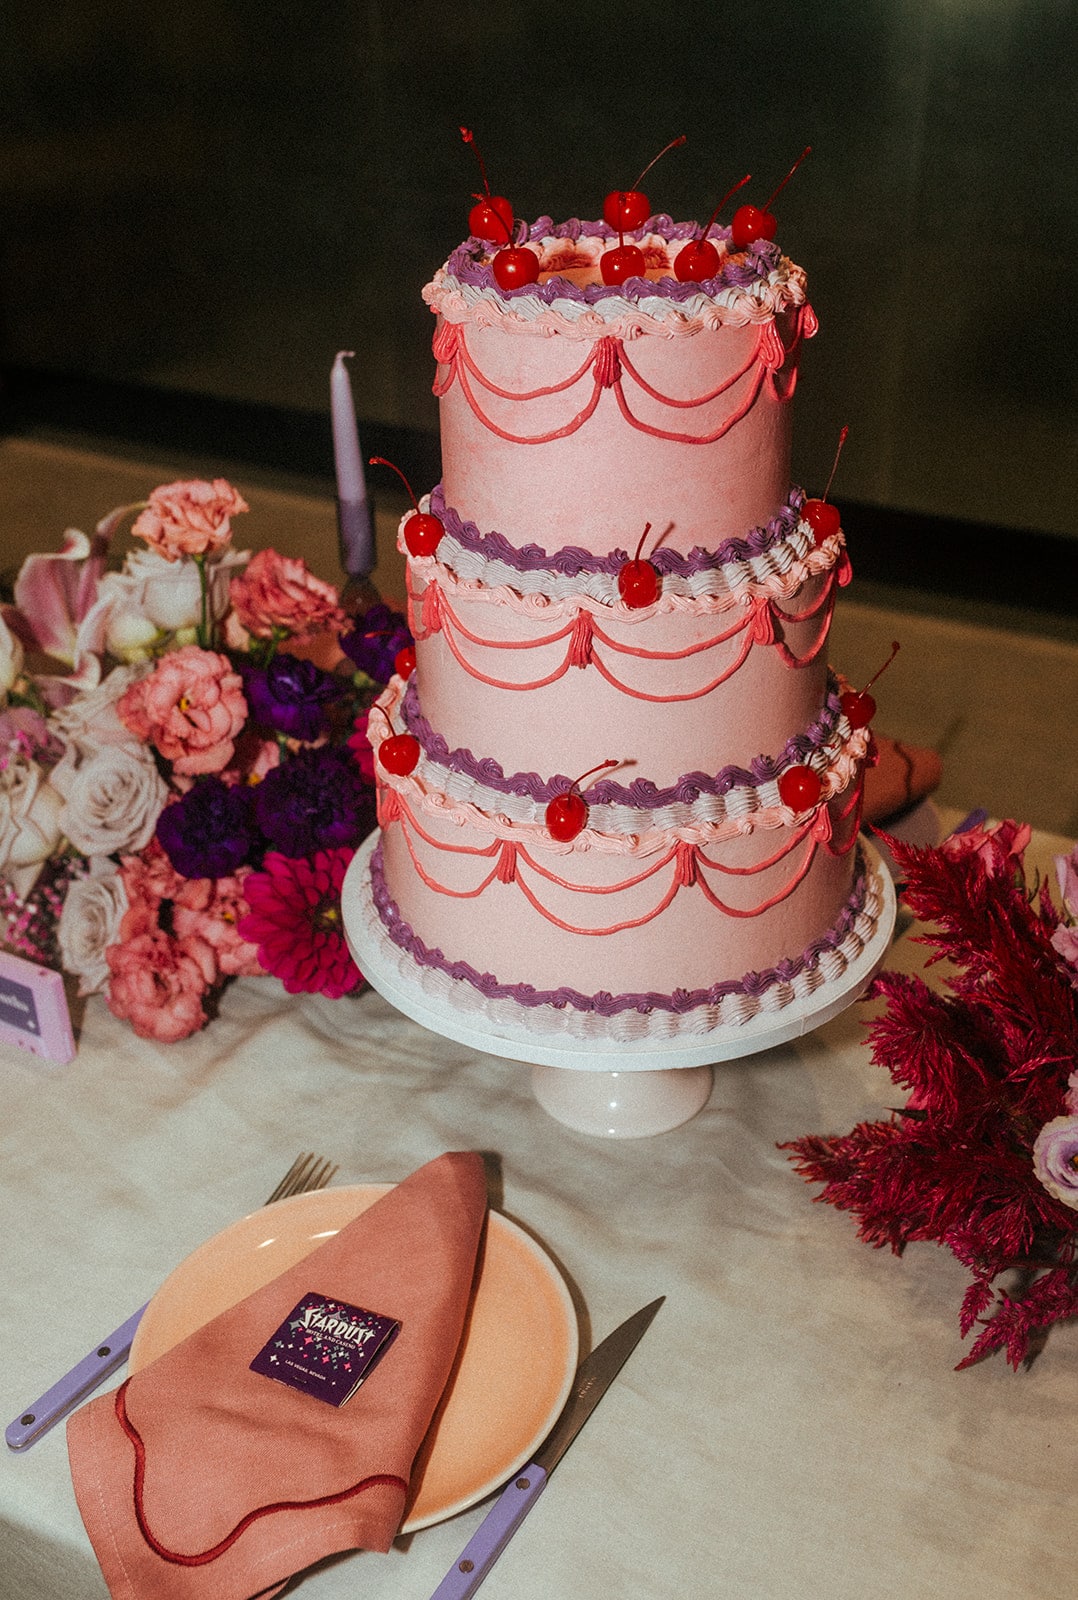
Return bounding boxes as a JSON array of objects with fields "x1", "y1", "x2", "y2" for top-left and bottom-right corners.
[{"x1": 342, "y1": 831, "x2": 896, "y2": 1071}]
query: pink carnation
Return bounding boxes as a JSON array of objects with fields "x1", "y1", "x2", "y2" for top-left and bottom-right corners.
[
  {"x1": 117, "y1": 837, "x2": 185, "y2": 939},
  {"x1": 131, "y1": 479, "x2": 248, "y2": 563},
  {"x1": 239, "y1": 848, "x2": 361, "y2": 998},
  {"x1": 118, "y1": 645, "x2": 247, "y2": 775},
  {"x1": 173, "y1": 871, "x2": 264, "y2": 977},
  {"x1": 229, "y1": 549, "x2": 346, "y2": 642},
  {"x1": 105, "y1": 928, "x2": 217, "y2": 1041}
]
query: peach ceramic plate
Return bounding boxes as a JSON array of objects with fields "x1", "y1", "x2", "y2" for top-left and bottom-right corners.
[{"x1": 129, "y1": 1184, "x2": 578, "y2": 1532}]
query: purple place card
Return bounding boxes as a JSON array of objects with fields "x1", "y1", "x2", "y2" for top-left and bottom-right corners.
[
  {"x1": 0, "y1": 951, "x2": 75, "y2": 1064},
  {"x1": 250, "y1": 1291, "x2": 400, "y2": 1408}
]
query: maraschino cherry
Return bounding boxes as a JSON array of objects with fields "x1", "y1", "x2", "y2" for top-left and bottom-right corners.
[
  {"x1": 802, "y1": 425, "x2": 849, "y2": 546},
  {"x1": 840, "y1": 640, "x2": 900, "y2": 730},
  {"x1": 617, "y1": 522, "x2": 661, "y2": 607},
  {"x1": 372, "y1": 707, "x2": 420, "y2": 776},
  {"x1": 369, "y1": 456, "x2": 443, "y2": 558},
  {"x1": 545, "y1": 759, "x2": 620, "y2": 842},
  {"x1": 460, "y1": 126, "x2": 514, "y2": 243},
  {"x1": 394, "y1": 644, "x2": 416, "y2": 681},
  {"x1": 603, "y1": 135, "x2": 687, "y2": 231},
  {"x1": 778, "y1": 764, "x2": 823, "y2": 811},
  {"x1": 600, "y1": 230, "x2": 646, "y2": 287},
  {"x1": 673, "y1": 173, "x2": 751, "y2": 283},
  {"x1": 730, "y1": 145, "x2": 812, "y2": 250}
]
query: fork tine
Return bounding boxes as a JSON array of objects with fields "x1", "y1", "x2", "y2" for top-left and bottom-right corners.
[{"x1": 264, "y1": 1153, "x2": 338, "y2": 1206}]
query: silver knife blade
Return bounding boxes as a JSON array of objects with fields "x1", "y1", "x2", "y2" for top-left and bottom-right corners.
[
  {"x1": 428, "y1": 1296, "x2": 664, "y2": 1600},
  {"x1": 534, "y1": 1294, "x2": 664, "y2": 1474}
]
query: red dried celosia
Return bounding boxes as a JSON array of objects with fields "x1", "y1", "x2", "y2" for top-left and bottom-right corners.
[{"x1": 783, "y1": 825, "x2": 1078, "y2": 1370}]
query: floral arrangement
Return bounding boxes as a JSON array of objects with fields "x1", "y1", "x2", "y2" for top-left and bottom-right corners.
[
  {"x1": 0, "y1": 479, "x2": 409, "y2": 1042},
  {"x1": 784, "y1": 818, "x2": 1078, "y2": 1370}
]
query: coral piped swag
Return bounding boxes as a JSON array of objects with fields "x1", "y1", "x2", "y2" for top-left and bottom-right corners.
[
  {"x1": 784, "y1": 820, "x2": 1078, "y2": 1370},
  {"x1": 0, "y1": 481, "x2": 411, "y2": 1039}
]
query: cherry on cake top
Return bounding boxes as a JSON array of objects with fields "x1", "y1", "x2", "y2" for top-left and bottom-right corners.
[{"x1": 448, "y1": 214, "x2": 797, "y2": 303}]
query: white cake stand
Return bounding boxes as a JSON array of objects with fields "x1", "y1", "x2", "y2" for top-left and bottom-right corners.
[{"x1": 342, "y1": 833, "x2": 897, "y2": 1139}]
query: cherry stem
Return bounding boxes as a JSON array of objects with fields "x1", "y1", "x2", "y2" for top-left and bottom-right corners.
[
  {"x1": 699, "y1": 173, "x2": 752, "y2": 237},
  {"x1": 369, "y1": 456, "x2": 419, "y2": 515},
  {"x1": 859, "y1": 640, "x2": 901, "y2": 697},
  {"x1": 629, "y1": 134, "x2": 687, "y2": 192},
  {"x1": 567, "y1": 759, "x2": 620, "y2": 795},
  {"x1": 370, "y1": 704, "x2": 395, "y2": 737},
  {"x1": 822, "y1": 425, "x2": 849, "y2": 503},
  {"x1": 460, "y1": 126, "x2": 492, "y2": 198},
  {"x1": 631, "y1": 521, "x2": 654, "y2": 563},
  {"x1": 763, "y1": 144, "x2": 812, "y2": 212}
]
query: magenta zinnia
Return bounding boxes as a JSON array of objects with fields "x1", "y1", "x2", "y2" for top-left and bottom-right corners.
[{"x1": 239, "y1": 848, "x2": 362, "y2": 998}]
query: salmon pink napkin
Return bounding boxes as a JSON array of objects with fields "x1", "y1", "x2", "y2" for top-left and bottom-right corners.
[{"x1": 67, "y1": 1151, "x2": 488, "y2": 1600}]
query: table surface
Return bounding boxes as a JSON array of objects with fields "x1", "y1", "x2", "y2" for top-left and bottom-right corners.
[{"x1": 2, "y1": 811, "x2": 1076, "y2": 1600}]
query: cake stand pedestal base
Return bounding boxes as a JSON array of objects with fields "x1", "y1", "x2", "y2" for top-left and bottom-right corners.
[
  {"x1": 531, "y1": 1063, "x2": 714, "y2": 1138},
  {"x1": 342, "y1": 833, "x2": 896, "y2": 1138}
]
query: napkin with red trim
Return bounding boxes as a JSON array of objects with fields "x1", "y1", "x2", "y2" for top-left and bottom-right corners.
[{"x1": 67, "y1": 1151, "x2": 488, "y2": 1600}]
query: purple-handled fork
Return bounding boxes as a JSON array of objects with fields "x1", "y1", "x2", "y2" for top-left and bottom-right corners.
[{"x1": 5, "y1": 1152, "x2": 337, "y2": 1451}]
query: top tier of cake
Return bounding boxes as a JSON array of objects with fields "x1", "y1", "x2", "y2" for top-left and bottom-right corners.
[{"x1": 423, "y1": 215, "x2": 815, "y2": 554}]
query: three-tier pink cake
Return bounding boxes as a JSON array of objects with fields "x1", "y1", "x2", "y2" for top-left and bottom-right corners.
[{"x1": 351, "y1": 214, "x2": 889, "y2": 1051}]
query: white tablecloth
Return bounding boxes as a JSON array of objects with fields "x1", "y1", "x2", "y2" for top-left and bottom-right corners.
[{"x1": 1, "y1": 818, "x2": 1076, "y2": 1600}]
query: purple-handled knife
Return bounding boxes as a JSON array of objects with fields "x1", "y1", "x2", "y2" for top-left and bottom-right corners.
[
  {"x1": 429, "y1": 1296, "x2": 663, "y2": 1600},
  {"x1": 5, "y1": 1303, "x2": 149, "y2": 1451}
]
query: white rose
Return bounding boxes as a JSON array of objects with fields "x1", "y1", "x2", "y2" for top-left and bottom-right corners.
[
  {"x1": 0, "y1": 612, "x2": 25, "y2": 697},
  {"x1": 83, "y1": 548, "x2": 249, "y2": 662},
  {"x1": 57, "y1": 863, "x2": 129, "y2": 996},
  {"x1": 0, "y1": 751, "x2": 65, "y2": 896},
  {"x1": 48, "y1": 663, "x2": 151, "y2": 752},
  {"x1": 51, "y1": 739, "x2": 168, "y2": 858}
]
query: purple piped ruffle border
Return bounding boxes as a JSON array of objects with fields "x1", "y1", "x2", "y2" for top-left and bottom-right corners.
[
  {"x1": 399, "y1": 676, "x2": 846, "y2": 807},
  {"x1": 369, "y1": 840, "x2": 870, "y2": 1018},
  {"x1": 445, "y1": 215, "x2": 783, "y2": 302},
  {"x1": 429, "y1": 483, "x2": 807, "y2": 577}
]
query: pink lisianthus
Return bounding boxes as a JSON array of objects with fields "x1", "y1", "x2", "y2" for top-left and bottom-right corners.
[
  {"x1": 131, "y1": 479, "x2": 248, "y2": 563},
  {"x1": 229, "y1": 549, "x2": 346, "y2": 642},
  {"x1": 239, "y1": 848, "x2": 361, "y2": 998},
  {"x1": 173, "y1": 871, "x2": 265, "y2": 977},
  {"x1": 105, "y1": 928, "x2": 218, "y2": 1042},
  {"x1": 940, "y1": 817, "x2": 1032, "y2": 877},
  {"x1": 117, "y1": 645, "x2": 247, "y2": 775}
]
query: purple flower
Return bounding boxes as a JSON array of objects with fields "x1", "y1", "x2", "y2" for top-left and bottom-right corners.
[
  {"x1": 243, "y1": 656, "x2": 345, "y2": 742},
  {"x1": 1032, "y1": 1115, "x2": 1078, "y2": 1210},
  {"x1": 253, "y1": 744, "x2": 373, "y2": 858},
  {"x1": 341, "y1": 603, "x2": 412, "y2": 684},
  {"x1": 156, "y1": 777, "x2": 256, "y2": 879}
]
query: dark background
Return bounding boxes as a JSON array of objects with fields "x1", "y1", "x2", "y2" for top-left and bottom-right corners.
[{"x1": 2, "y1": 0, "x2": 1076, "y2": 603}]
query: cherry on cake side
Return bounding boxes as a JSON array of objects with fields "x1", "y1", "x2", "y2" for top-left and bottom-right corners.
[
  {"x1": 803, "y1": 425, "x2": 849, "y2": 546},
  {"x1": 545, "y1": 759, "x2": 620, "y2": 842},
  {"x1": 616, "y1": 522, "x2": 662, "y2": 608},
  {"x1": 841, "y1": 640, "x2": 900, "y2": 730},
  {"x1": 369, "y1": 456, "x2": 444, "y2": 558}
]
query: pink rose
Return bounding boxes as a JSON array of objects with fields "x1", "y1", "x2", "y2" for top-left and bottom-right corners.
[
  {"x1": 117, "y1": 645, "x2": 247, "y2": 775},
  {"x1": 229, "y1": 549, "x2": 346, "y2": 641},
  {"x1": 173, "y1": 871, "x2": 265, "y2": 977},
  {"x1": 941, "y1": 818, "x2": 1032, "y2": 877},
  {"x1": 105, "y1": 928, "x2": 217, "y2": 1042},
  {"x1": 131, "y1": 479, "x2": 249, "y2": 563}
]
